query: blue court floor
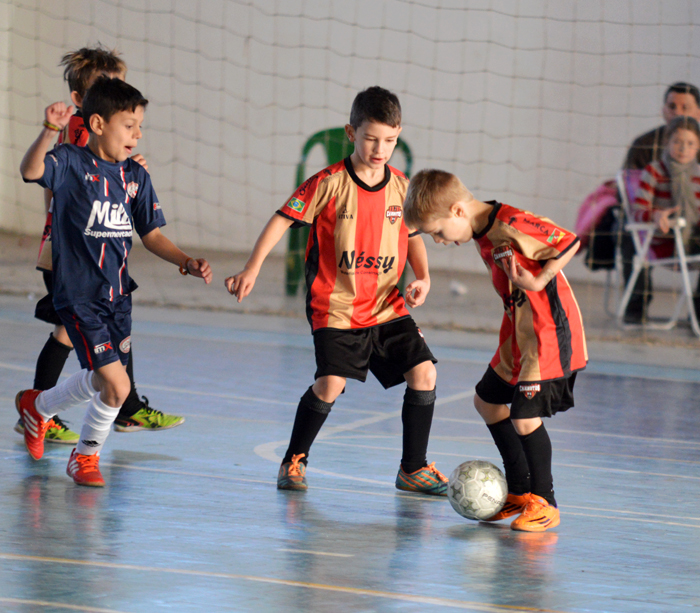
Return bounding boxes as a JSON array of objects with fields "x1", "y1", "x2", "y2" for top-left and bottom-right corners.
[{"x1": 0, "y1": 294, "x2": 699, "y2": 612}]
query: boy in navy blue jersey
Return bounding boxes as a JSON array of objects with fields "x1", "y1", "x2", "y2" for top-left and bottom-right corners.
[{"x1": 17, "y1": 77, "x2": 212, "y2": 486}]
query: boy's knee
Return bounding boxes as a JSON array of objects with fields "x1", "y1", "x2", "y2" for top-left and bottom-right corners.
[
  {"x1": 312, "y1": 376, "x2": 345, "y2": 404},
  {"x1": 405, "y1": 361, "x2": 437, "y2": 390},
  {"x1": 474, "y1": 393, "x2": 510, "y2": 424},
  {"x1": 93, "y1": 363, "x2": 131, "y2": 407}
]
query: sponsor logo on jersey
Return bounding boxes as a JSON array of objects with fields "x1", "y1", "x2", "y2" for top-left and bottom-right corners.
[
  {"x1": 337, "y1": 206, "x2": 354, "y2": 220},
  {"x1": 386, "y1": 205, "x2": 402, "y2": 224},
  {"x1": 338, "y1": 250, "x2": 396, "y2": 273},
  {"x1": 286, "y1": 197, "x2": 305, "y2": 213},
  {"x1": 93, "y1": 341, "x2": 113, "y2": 355},
  {"x1": 127, "y1": 181, "x2": 139, "y2": 198},
  {"x1": 85, "y1": 200, "x2": 133, "y2": 238},
  {"x1": 119, "y1": 336, "x2": 131, "y2": 353},
  {"x1": 547, "y1": 229, "x2": 566, "y2": 245},
  {"x1": 84, "y1": 172, "x2": 99, "y2": 183},
  {"x1": 492, "y1": 244, "x2": 514, "y2": 262},
  {"x1": 522, "y1": 216, "x2": 549, "y2": 235},
  {"x1": 519, "y1": 383, "x2": 541, "y2": 399}
]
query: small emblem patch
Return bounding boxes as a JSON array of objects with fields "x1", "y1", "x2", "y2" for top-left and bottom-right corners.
[
  {"x1": 127, "y1": 182, "x2": 139, "y2": 198},
  {"x1": 286, "y1": 198, "x2": 305, "y2": 213},
  {"x1": 93, "y1": 341, "x2": 113, "y2": 355},
  {"x1": 386, "y1": 205, "x2": 402, "y2": 224},
  {"x1": 547, "y1": 229, "x2": 565, "y2": 245},
  {"x1": 493, "y1": 244, "x2": 514, "y2": 262},
  {"x1": 119, "y1": 336, "x2": 132, "y2": 353},
  {"x1": 519, "y1": 383, "x2": 541, "y2": 399}
]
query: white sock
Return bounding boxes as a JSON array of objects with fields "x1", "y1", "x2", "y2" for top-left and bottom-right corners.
[
  {"x1": 75, "y1": 394, "x2": 121, "y2": 456},
  {"x1": 36, "y1": 369, "x2": 97, "y2": 420}
]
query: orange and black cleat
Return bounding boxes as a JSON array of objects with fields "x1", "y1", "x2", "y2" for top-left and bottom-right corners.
[
  {"x1": 511, "y1": 494, "x2": 560, "y2": 532},
  {"x1": 482, "y1": 492, "x2": 532, "y2": 522}
]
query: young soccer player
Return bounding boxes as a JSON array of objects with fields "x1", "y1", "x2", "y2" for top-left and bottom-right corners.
[
  {"x1": 403, "y1": 169, "x2": 588, "y2": 531},
  {"x1": 17, "y1": 77, "x2": 212, "y2": 486},
  {"x1": 226, "y1": 86, "x2": 447, "y2": 495},
  {"x1": 16, "y1": 45, "x2": 185, "y2": 444}
]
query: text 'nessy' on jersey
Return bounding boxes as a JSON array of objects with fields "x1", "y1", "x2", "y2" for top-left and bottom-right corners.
[
  {"x1": 278, "y1": 158, "x2": 411, "y2": 331},
  {"x1": 30, "y1": 144, "x2": 166, "y2": 309},
  {"x1": 473, "y1": 201, "x2": 587, "y2": 384}
]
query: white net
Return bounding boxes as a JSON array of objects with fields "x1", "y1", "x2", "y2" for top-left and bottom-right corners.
[{"x1": 1, "y1": 0, "x2": 699, "y2": 329}]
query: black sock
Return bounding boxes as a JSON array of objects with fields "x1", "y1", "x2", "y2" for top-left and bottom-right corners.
[
  {"x1": 33, "y1": 333, "x2": 73, "y2": 390},
  {"x1": 282, "y1": 386, "x2": 334, "y2": 465},
  {"x1": 401, "y1": 387, "x2": 436, "y2": 474},
  {"x1": 118, "y1": 351, "x2": 142, "y2": 418},
  {"x1": 487, "y1": 418, "x2": 531, "y2": 494},
  {"x1": 519, "y1": 423, "x2": 556, "y2": 506}
]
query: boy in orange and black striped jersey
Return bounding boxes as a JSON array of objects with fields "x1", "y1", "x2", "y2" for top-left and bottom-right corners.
[
  {"x1": 226, "y1": 86, "x2": 448, "y2": 496},
  {"x1": 404, "y1": 169, "x2": 588, "y2": 532}
]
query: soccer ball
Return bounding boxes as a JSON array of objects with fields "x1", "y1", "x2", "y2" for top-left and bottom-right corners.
[{"x1": 447, "y1": 460, "x2": 508, "y2": 521}]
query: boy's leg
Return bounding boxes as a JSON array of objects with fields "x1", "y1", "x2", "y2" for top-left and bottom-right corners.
[
  {"x1": 278, "y1": 376, "x2": 344, "y2": 491},
  {"x1": 113, "y1": 350, "x2": 185, "y2": 432}
]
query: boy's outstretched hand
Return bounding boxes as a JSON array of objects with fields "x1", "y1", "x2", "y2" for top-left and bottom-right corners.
[
  {"x1": 186, "y1": 258, "x2": 213, "y2": 284},
  {"x1": 225, "y1": 268, "x2": 258, "y2": 303},
  {"x1": 45, "y1": 102, "x2": 74, "y2": 130},
  {"x1": 405, "y1": 279, "x2": 430, "y2": 308}
]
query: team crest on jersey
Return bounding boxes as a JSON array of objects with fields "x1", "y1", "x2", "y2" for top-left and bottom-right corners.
[
  {"x1": 127, "y1": 182, "x2": 139, "y2": 198},
  {"x1": 85, "y1": 173, "x2": 99, "y2": 182},
  {"x1": 547, "y1": 229, "x2": 566, "y2": 245},
  {"x1": 93, "y1": 341, "x2": 113, "y2": 355},
  {"x1": 153, "y1": 202, "x2": 161, "y2": 211},
  {"x1": 492, "y1": 244, "x2": 514, "y2": 263},
  {"x1": 119, "y1": 336, "x2": 131, "y2": 353},
  {"x1": 519, "y1": 383, "x2": 541, "y2": 399},
  {"x1": 386, "y1": 206, "x2": 402, "y2": 224},
  {"x1": 286, "y1": 198, "x2": 305, "y2": 213}
]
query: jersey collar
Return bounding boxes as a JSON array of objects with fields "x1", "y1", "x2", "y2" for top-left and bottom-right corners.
[
  {"x1": 344, "y1": 157, "x2": 391, "y2": 192},
  {"x1": 472, "y1": 200, "x2": 501, "y2": 239}
]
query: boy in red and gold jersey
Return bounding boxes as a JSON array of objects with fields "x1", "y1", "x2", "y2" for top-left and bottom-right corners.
[
  {"x1": 404, "y1": 169, "x2": 587, "y2": 532},
  {"x1": 226, "y1": 86, "x2": 447, "y2": 495}
]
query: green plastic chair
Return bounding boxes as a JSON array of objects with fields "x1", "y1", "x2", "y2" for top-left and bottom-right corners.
[{"x1": 285, "y1": 127, "x2": 413, "y2": 295}]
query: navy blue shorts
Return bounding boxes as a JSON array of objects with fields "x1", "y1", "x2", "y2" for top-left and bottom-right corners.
[{"x1": 56, "y1": 297, "x2": 132, "y2": 371}]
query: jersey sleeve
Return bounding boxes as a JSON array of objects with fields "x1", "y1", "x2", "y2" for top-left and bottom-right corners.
[
  {"x1": 28, "y1": 145, "x2": 71, "y2": 191},
  {"x1": 277, "y1": 171, "x2": 328, "y2": 227},
  {"x1": 632, "y1": 164, "x2": 657, "y2": 222},
  {"x1": 130, "y1": 165, "x2": 167, "y2": 237},
  {"x1": 508, "y1": 210, "x2": 579, "y2": 262}
]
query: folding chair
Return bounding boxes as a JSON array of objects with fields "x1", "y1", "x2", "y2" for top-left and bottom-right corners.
[
  {"x1": 285, "y1": 127, "x2": 413, "y2": 296},
  {"x1": 615, "y1": 169, "x2": 700, "y2": 336}
]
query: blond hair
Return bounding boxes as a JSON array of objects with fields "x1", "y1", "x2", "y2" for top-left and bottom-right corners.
[
  {"x1": 403, "y1": 169, "x2": 473, "y2": 228},
  {"x1": 60, "y1": 44, "x2": 127, "y2": 97}
]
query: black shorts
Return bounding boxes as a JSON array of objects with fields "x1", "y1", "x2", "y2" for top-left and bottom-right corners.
[
  {"x1": 313, "y1": 317, "x2": 437, "y2": 389},
  {"x1": 34, "y1": 271, "x2": 62, "y2": 326},
  {"x1": 475, "y1": 365, "x2": 577, "y2": 419},
  {"x1": 57, "y1": 296, "x2": 132, "y2": 371}
]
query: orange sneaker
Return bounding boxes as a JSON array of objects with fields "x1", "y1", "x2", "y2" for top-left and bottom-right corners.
[
  {"x1": 277, "y1": 453, "x2": 308, "y2": 491},
  {"x1": 66, "y1": 449, "x2": 105, "y2": 487},
  {"x1": 482, "y1": 492, "x2": 531, "y2": 522},
  {"x1": 510, "y1": 494, "x2": 560, "y2": 532},
  {"x1": 15, "y1": 390, "x2": 49, "y2": 460}
]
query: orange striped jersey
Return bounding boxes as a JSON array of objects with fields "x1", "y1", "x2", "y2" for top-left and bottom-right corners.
[
  {"x1": 278, "y1": 158, "x2": 412, "y2": 331},
  {"x1": 37, "y1": 111, "x2": 89, "y2": 271},
  {"x1": 473, "y1": 201, "x2": 587, "y2": 384}
]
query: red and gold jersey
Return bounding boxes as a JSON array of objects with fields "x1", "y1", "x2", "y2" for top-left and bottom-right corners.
[
  {"x1": 37, "y1": 111, "x2": 89, "y2": 271},
  {"x1": 278, "y1": 158, "x2": 411, "y2": 331},
  {"x1": 474, "y1": 201, "x2": 587, "y2": 384}
]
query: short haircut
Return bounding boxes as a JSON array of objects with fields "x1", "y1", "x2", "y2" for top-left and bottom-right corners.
[
  {"x1": 60, "y1": 44, "x2": 127, "y2": 98},
  {"x1": 665, "y1": 115, "x2": 700, "y2": 144},
  {"x1": 349, "y1": 86, "x2": 402, "y2": 129},
  {"x1": 664, "y1": 82, "x2": 700, "y2": 107},
  {"x1": 82, "y1": 77, "x2": 148, "y2": 134},
  {"x1": 403, "y1": 169, "x2": 473, "y2": 228}
]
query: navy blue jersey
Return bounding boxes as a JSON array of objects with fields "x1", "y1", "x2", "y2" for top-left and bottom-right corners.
[{"x1": 30, "y1": 144, "x2": 166, "y2": 309}]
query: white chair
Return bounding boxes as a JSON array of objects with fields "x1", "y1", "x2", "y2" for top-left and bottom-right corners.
[{"x1": 615, "y1": 169, "x2": 700, "y2": 337}]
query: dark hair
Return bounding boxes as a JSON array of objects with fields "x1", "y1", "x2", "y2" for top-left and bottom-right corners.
[
  {"x1": 349, "y1": 86, "x2": 402, "y2": 129},
  {"x1": 82, "y1": 77, "x2": 148, "y2": 133},
  {"x1": 664, "y1": 82, "x2": 700, "y2": 107},
  {"x1": 60, "y1": 44, "x2": 127, "y2": 97},
  {"x1": 665, "y1": 115, "x2": 700, "y2": 144}
]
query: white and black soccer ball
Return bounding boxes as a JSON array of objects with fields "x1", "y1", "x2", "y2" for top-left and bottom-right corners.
[{"x1": 447, "y1": 460, "x2": 508, "y2": 521}]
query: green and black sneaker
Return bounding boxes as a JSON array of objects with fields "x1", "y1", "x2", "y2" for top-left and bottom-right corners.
[
  {"x1": 14, "y1": 415, "x2": 79, "y2": 445},
  {"x1": 113, "y1": 396, "x2": 185, "y2": 432}
]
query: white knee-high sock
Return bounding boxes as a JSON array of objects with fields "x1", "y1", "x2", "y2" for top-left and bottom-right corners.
[
  {"x1": 75, "y1": 394, "x2": 121, "y2": 456},
  {"x1": 36, "y1": 369, "x2": 97, "y2": 420}
]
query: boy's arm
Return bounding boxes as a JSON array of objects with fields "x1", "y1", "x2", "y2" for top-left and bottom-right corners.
[
  {"x1": 505, "y1": 240, "x2": 580, "y2": 293},
  {"x1": 20, "y1": 102, "x2": 73, "y2": 181},
  {"x1": 404, "y1": 234, "x2": 431, "y2": 308},
  {"x1": 140, "y1": 227, "x2": 212, "y2": 283},
  {"x1": 225, "y1": 213, "x2": 295, "y2": 303}
]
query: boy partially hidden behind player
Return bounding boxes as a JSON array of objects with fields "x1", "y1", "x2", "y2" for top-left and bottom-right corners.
[
  {"x1": 17, "y1": 44, "x2": 185, "y2": 446},
  {"x1": 403, "y1": 170, "x2": 587, "y2": 532},
  {"x1": 226, "y1": 86, "x2": 448, "y2": 495},
  {"x1": 17, "y1": 77, "x2": 212, "y2": 486}
]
